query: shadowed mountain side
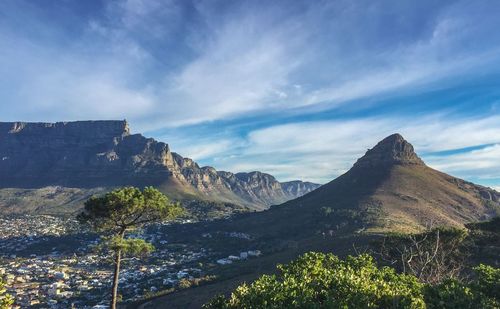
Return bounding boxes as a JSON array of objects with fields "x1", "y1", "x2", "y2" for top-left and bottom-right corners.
[{"x1": 0, "y1": 121, "x2": 320, "y2": 214}]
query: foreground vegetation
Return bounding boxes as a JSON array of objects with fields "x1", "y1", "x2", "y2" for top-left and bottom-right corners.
[
  {"x1": 204, "y1": 252, "x2": 500, "y2": 309},
  {"x1": 205, "y1": 218, "x2": 500, "y2": 309}
]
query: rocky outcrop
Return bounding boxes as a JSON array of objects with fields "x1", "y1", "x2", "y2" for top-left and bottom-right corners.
[
  {"x1": 225, "y1": 171, "x2": 289, "y2": 206},
  {"x1": 353, "y1": 133, "x2": 424, "y2": 168},
  {"x1": 0, "y1": 121, "x2": 320, "y2": 210}
]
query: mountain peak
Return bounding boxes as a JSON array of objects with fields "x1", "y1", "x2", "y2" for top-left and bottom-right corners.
[{"x1": 353, "y1": 133, "x2": 424, "y2": 168}]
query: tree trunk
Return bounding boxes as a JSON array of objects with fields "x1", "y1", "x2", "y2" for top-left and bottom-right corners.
[
  {"x1": 111, "y1": 230, "x2": 125, "y2": 309},
  {"x1": 110, "y1": 248, "x2": 122, "y2": 309}
]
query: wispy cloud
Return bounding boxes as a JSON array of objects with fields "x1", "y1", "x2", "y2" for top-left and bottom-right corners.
[
  {"x1": 3, "y1": 0, "x2": 500, "y2": 128},
  {"x1": 426, "y1": 144, "x2": 500, "y2": 180},
  {"x1": 151, "y1": 11, "x2": 304, "y2": 126}
]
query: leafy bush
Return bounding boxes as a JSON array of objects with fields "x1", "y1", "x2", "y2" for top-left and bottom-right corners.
[
  {"x1": 204, "y1": 253, "x2": 426, "y2": 308},
  {"x1": 204, "y1": 253, "x2": 500, "y2": 309},
  {"x1": 473, "y1": 264, "x2": 500, "y2": 300}
]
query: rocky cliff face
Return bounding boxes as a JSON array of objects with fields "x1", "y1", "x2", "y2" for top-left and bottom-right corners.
[
  {"x1": 0, "y1": 121, "x2": 320, "y2": 210},
  {"x1": 0, "y1": 121, "x2": 174, "y2": 187},
  {"x1": 353, "y1": 133, "x2": 424, "y2": 168}
]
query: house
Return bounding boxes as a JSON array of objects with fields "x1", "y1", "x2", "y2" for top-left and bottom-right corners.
[
  {"x1": 216, "y1": 258, "x2": 232, "y2": 265},
  {"x1": 247, "y1": 250, "x2": 262, "y2": 257}
]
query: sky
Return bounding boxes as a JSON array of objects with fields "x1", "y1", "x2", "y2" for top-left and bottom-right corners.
[{"x1": 1, "y1": 0, "x2": 500, "y2": 189}]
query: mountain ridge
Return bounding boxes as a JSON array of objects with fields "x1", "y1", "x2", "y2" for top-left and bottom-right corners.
[{"x1": 0, "y1": 120, "x2": 320, "y2": 214}]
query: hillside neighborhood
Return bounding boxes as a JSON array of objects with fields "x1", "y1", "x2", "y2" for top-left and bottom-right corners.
[{"x1": 0, "y1": 215, "x2": 263, "y2": 308}]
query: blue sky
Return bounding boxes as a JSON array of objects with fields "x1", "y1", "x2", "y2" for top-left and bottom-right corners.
[{"x1": 1, "y1": 0, "x2": 500, "y2": 188}]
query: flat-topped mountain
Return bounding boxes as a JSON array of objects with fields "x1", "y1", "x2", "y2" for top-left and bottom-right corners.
[
  {"x1": 233, "y1": 134, "x2": 500, "y2": 234},
  {"x1": 0, "y1": 121, "x2": 172, "y2": 187},
  {"x1": 0, "y1": 121, "x2": 319, "y2": 214}
]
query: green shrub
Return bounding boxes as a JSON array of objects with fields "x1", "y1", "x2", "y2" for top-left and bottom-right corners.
[
  {"x1": 474, "y1": 264, "x2": 500, "y2": 300},
  {"x1": 204, "y1": 253, "x2": 426, "y2": 308},
  {"x1": 204, "y1": 253, "x2": 500, "y2": 309},
  {"x1": 424, "y1": 279, "x2": 477, "y2": 309}
]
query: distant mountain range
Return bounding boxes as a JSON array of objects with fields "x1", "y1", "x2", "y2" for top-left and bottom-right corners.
[
  {"x1": 0, "y1": 121, "x2": 320, "y2": 215},
  {"x1": 234, "y1": 133, "x2": 500, "y2": 234}
]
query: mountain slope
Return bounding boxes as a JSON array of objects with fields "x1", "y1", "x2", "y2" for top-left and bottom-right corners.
[
  {"x1": 0, "y1": 121, "x2": 319, "y2": 214},
  {"x1": 275, "y1": 133, "x2": 499, "y2": 232}
]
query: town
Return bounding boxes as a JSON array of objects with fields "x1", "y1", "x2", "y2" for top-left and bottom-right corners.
[{"x1": 0, "y1": 215, "x2": 263, "y2": 308}]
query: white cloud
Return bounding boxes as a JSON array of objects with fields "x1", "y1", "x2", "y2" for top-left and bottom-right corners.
[
  {"x1": 426, "y1": 144, "x2": 500, "y2": 180},
  {"x1": 0, "y1": 35, "x2": 154, "y2": 121},
  {"x1": 170, "y1": 139, "x2": 237, "y2": 162},
  {"x1": 145, "y1": 9, "x2": 306, "y2": 127},
  {"x1": 143, "y1": 0, "x2": 500, "y2": 128}
]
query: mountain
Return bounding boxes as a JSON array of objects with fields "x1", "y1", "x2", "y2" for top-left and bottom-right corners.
[
  {"x1": 217, "y1": 134, "x2": 500, "y2": 237},
  {"x1": 271, "y1": 133, "x2": 500, "y2": 233},
  {"x1": 0, "y1": 121, "x2": 319, "y2": 215},
  {"x1": 281, "y1": 180, "x2": 321, "y2": 198}
]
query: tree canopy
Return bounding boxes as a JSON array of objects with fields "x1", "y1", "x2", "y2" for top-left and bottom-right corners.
[{"x1": 78, "y1": 186, "x2": 182, "y2": 233}]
